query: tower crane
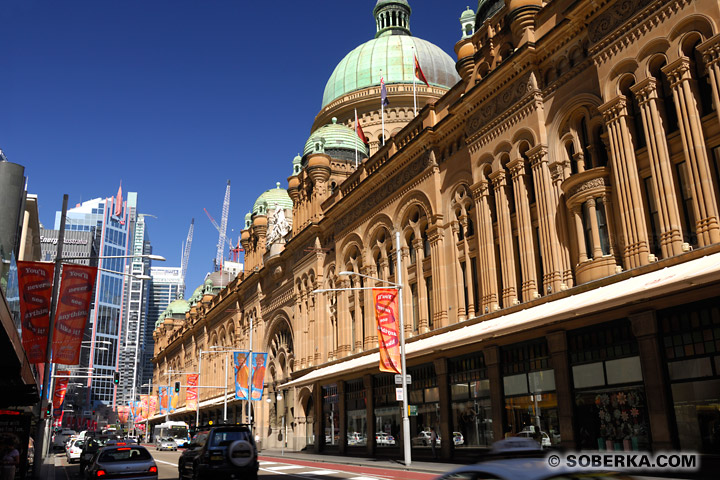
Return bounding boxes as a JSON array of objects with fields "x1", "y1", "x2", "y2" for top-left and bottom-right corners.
[
  {"x1": 206, "y1": 180, "x2": 231, "y2": 272},
  {"x1": 180, "y1": 218, "x2": 194, "y2": 297},
  {"x1": 204, "y1": 208, "x2": 244, "y2": 263}
]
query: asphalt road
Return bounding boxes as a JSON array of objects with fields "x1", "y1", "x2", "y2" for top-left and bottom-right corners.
[{"x1": 52, "y1": 449, "x2": 437, "y2": 480}]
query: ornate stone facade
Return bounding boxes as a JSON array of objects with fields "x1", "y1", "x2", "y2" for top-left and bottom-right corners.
[{"x1": 152, "y1": 0, "x2": 720, "y2": 462}]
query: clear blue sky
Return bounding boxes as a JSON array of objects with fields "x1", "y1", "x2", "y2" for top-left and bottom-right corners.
[{"x1": 1, "y1": 0, "x2": 469, "y2": 296}]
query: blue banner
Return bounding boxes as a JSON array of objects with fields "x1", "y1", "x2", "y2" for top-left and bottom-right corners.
[{"x1": 234, "y1": 352, "x2": 268, "y2": 401}]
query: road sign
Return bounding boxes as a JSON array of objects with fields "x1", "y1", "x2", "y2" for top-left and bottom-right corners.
[
  {"x1": 394, "y1": 374, "x2": 412, "y2": 384},
  {"x1": 408, "y1": 405, "x2": 417, "y2": 416},
  {"x1": 395, "y1": 388, "x2": 404, "y2": 401}
]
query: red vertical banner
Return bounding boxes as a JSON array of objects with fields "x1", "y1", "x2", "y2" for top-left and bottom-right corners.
[
  {"x1": 186, "y1": 374, "x2": 198, "y2": 410},
  {"x1": 52, "y1": 264, "x2": 97, "y2": 365},
  {"x1": 17, "y1": 261, "x2": 55, "y2": 363},
  {"x1": 148, "y1": 394, "x2": 158, "y2": 417},
  {"x1": 373, "y1": 288, "x2": 401, "y2": 374},
  {"x1": 52, "y1": 371, "x2": 71, "y2": 418}
]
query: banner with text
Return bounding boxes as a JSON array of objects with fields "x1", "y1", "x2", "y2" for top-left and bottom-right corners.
[
  {"x1": 52, "y1": 370, "x2": 71, "y2": 418},
  {"x1": 233, "y1": 352, "x2": 268, "y2": 401},
  {"x1": 373, "y1": 288, "x2": 401, "y2": 374},
  {"x1": 186, "y1": 374, "x2": 198, "y2": 410},
  {"x1": 17, "y1": 261, "x2": 55, "y2": 363},
  {"x1": 52, "y1": 264, "x2": 97, "y2": 364}
]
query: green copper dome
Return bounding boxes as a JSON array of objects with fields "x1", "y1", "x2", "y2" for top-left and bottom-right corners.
[
  {"x1": 321, "y1": 1, "x2": 460, "y2": 108},
  {"x1": 252, "y1": 183, "x2": 293, "y2": 215},
  {"x1": 304, "y1": 118, "x2": 369, "y2": 157},
  {"x1": 167, "y1": 298, "x2": 190, "y2": 316},
  {"x1": 461, "y1": 6, "x2": 475, "y2": 21}
]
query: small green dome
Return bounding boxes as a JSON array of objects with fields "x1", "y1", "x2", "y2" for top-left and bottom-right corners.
[
  {"x1": 167, "y1": 298, "x2": 190, "y2": 315},
  {"x1": 321, "y1": 36, "x2": 459, "y2": 108},
  {"x1": 244, "y1": 212, "x2": 253, "y2": 229},
  {"x1": 461, "y1": 6, "x2": 475, "y2": 21},
  {"x1": 155, "y1": 310, "x2": 169, "y2": 328},
  {"x1": 304, "y1": 118, "x2": 369, "y2": 158},
  {"x1": 252, "y1": 183, "x2": 293, "y2": 215},
  {"x1": 374, "y1": 0, "x2": 411, "y2": 14}
]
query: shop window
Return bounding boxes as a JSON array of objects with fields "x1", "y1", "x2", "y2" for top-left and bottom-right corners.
[
  {"x1": 322, "y1": 384, "x2": 339, "y2": 448},
  {"x1": 449, "y1": 354, "x2": 493, "y2": 448},
  {"x1": 345, "y1": 380, "x2": 367, "y2": 447},
  {"x1": 374, "y1": 374, "x2": 402, "y2": 447}
]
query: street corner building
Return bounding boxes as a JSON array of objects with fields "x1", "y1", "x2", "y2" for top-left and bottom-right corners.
[{"x1": 150, "y1": 0, "x2": 720, "y2": 463}]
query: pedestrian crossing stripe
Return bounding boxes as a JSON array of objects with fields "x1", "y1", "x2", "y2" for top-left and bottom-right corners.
[
  {"x1": 265, "y1": 465, "x2": 304, "y2": 470},
  {"x1": 349, "y1": 477, "x2": 382, "y2": 480},
  {"x1": 299, "y1": 470, "x2": 340, "y2": 475}
]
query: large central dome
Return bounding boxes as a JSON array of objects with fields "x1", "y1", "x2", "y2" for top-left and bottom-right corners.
[{"x1": 321, "y1": 1, "x2": 460, "y2": 108}]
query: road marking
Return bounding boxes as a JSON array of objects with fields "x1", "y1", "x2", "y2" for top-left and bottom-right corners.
[
  {"x1": 349, "y1": 477, "x2": 382, "y2": 480},
  {"x1": 260, "y1": 461, "x2": 280, "y2": 465},
  {"x1": 299, "y1": 470, "x2": 341, "y2": 475},
  {"x1": 155, "y1": 459, "x2": 178, "y2": 467},
  {"x1": 266, "y1": 465, "x2": 304, "y2": 471}
]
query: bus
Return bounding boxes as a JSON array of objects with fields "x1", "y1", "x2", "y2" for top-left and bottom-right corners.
[{"x1": 152, "y1": 421, "x2": 190, "y2": 447}]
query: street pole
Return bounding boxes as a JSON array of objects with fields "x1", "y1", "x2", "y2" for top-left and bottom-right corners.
[
  {"x1": 395, "y1": 231, "x2": 411, "y2": 467},
  {"x1": 33, "y1": 194, "x2": 67, "y2": 477},
  {"x1": 247, "y1": 315, "x2": 253, "y2": 427},
  {"x1": 223, "y1": 352, "x2": 228, "y2": 421},
  {"x1": 195, "y1": 354, "x2": 202, "y2": 429}
]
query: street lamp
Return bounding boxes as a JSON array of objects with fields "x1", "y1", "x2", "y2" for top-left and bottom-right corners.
[{"x1": 313, "y1": 231, "x2": 411, "y2": 466}]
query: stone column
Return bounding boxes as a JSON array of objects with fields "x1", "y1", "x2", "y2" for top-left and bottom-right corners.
[
  {"x1": 599, "y1": 96, "x2": 651, "y2": 269},
  {"x1": 509, "y1": 157, "x2": 538, "y2": 301},
  {"x1": 546, "y1": 330, "x2": 576, "y2": 449},
  {"x1": 529, "y1": 145, "x2": 567, "y2": 294},
  {"x1": 460, "y1": 225, "x2": 476, "y2": 318},
  {"x1": 313, "y1": 382, "x2": 323, "y2": 453},
  {"x1": 572, "y1": 205, "x2": 588, "y2": 263},
  {"x1": 699, "y1": 34, "x2": 720, "y2": 126},
  {"x1": 585, "y1": 198, "x2": 604, "y2": 259},
  {"x1": 428, "y1": 223, "x2": 449, "y2": 327},
  {"x1": 630, "y1": 78, "x2": 684, "y2": 257},
  {"x1": 451, "y1": 224, "x2": 467, "y2": 320},
  {"x1": 490, "y1": 170, "x2": 518, "y2": 306},
  {"x1": 663, "y1": 57, "x2": 720, "y2": 246},
  {"x1": 484, "y1": 346, "x2": 506, "y2": 442},
  {"x1": 630, "y1": 311, "x2": 674, "y2": 450},
  {"x1": 471, "y1": 180, "x2": 500, "y2": 311},
  {"x1": 363, "y1": 265, "x2": 377, "y2": 349},
  {"x1": 434, "y1": 358, "x2": 453, "y2": 459},
  {"x1": 415, "y1": 244, "x2": 430, "y2": 333},
  {"x1": 338, "y1": 279, "x2": 352, "y2": 357},
  {"x1": 412, "y1": 238, "x2": 427, "y2": 330}
]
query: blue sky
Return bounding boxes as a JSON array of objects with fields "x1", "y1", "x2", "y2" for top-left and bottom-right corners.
[{"x1": 1, "y1": 0, "x2": 470, "y2": 296}]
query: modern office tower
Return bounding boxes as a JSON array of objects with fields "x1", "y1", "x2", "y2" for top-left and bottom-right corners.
[
  {"x1": 142, "y1": 266, "x2": 183, "y2": 386},
  {"x1": 0, "y1": 151, "x2": 26, "y2": 289},
  {"x1": 118, "y1": 208, "x2": 152, "y2": 408},
  {"x1": 56, "y1": 189, "x2": 132, "y2": 407}
]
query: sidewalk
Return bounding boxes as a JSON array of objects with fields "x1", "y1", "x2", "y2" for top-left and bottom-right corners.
[{"x1": 259, "y1": 448, "x2": 461, "y2": 476}]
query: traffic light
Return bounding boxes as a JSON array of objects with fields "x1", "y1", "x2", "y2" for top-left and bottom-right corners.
[
  {"x1": 174, "y1": 381, "x2": 180, "y2": 393},
  {"x1": 45, "y1": 402, "x2": 52, "y2": 419},
  {"x1": 113, "y1": 371, "x2": 120, "y2": 385}
]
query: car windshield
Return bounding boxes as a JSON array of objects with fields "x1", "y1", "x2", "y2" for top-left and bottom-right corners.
[
  {"x1": 210, "y1": 430, "x2": 251, "y2": 447},
  {"x1": 98, "y1": 447, "x2": 152, "y2": 462},
  {"x1": 75, "y1": 441, "x2": 85, "y2": 448}
]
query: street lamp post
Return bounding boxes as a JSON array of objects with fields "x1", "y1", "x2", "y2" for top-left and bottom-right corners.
[{"x1": 312, "y1": 231, "x2": 411, "y2": 466}]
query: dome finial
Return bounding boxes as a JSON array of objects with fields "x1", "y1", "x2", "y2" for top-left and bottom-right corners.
[
  {"x1": 276, "y1": 182, "x2": 281, "y2": 189},
  {"x1": 374, "y1": 0, "x2": 412, "y2": 38}
]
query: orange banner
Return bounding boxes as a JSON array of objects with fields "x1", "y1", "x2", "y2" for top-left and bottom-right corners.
[
  {"x1": 118, "y1": 406, "x2": 129, "y2": 424},
  {"x1": 17, "y1": 261, "x2": 55, "y2": 363},
  {"x1": 140, "y1": 395, "x2": 149, "y2": 419},
  {"x1": 52, "y1": 371, "x2": 71, "y2": 418},
  {"x1": 186, "y1": 374, "x2": 198, "y2": 410},
  {"x1": 148, "y1": 395, "x2": 158, "y2": 417},
  {"x1": 52, "y1": 264, "x2": 97, "y2": 365},
  {"x1": 373, "y1": 288, "x2": 401, "y2": 373}
]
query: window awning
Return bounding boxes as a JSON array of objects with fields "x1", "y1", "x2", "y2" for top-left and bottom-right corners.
[{"x1": 281, "y1": 251, "x2": 720, "y2": 389}]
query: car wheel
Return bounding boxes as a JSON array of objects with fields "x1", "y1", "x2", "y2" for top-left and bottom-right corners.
[{"x1": 226, "y1": 440, "x2": 254, "y2": 468}]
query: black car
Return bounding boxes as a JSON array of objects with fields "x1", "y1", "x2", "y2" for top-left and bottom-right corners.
[{"x1": 178, "y1": 425, "x2": 258, "y2": 480}]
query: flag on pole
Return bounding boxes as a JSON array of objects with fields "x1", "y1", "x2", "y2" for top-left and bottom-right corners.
[
  {"x1": 381, "y1": 76, "x2": 390, "y2": 106},
  {"x1": 355, "y1": 109, "x2": 368, "y2": 144},
  {"x1": 414, "y1": 55, "x2": 429, "y2": 87},
  {"x1": 114, "y1": 183, "x2": 123, "y2": 217}
]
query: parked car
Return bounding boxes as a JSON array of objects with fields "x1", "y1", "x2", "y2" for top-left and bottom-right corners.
[
  {"x1": 375, "y1": 432, "x2": 396, "y2": 445},
  {"x1": 516, "y1": 427, "x2": 551, "y2": 448},
  {"x1": 346, "y1": 432, "x2": 365, "y2": 446},
  {"x1": 157, "y1": 437, "x2": 178, "y2": 451},
  {"x1": 452, "y1": 431, "x2": 464, "y2": 446},
  {"x1": 66, "y1": 439, "x2": 85, "y2": 463},
  {"x1": 84, "y1": 444, "x2": 158, "y2": 480},
  {"x1": 178, "y1": 425, "x2": 258, "y2": 480}
]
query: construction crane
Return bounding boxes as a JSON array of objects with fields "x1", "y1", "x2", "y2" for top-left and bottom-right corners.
[
  {"x1": 180, "y1": 218, "x2": 194, "y2": 297},
  {"x1": 204, "y1": 208, "x2": 243, "y2": 263},
  {"x1": 207, "y1": 180, "x2": 230, "y2": 271}
]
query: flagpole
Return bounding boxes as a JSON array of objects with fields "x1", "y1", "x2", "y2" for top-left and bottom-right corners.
[
  {"x1": 354, "y1": 108, "x2": 358, "y2": 168},
  {"x1": 412, "y1": 49, "x2": 417, "y2": 117},
  {"x1": 381, "y1": 71, "x2": 385, "y2": 146}
]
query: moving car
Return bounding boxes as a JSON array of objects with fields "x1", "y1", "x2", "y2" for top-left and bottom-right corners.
[
  {"x1": 52, "y1": 429, "x2": 77, "y2": 451},
  {"x1": 433, "y1": 458, "x2": 626, "y2": 480},
  {"x1": 84, "y1": 444, "x2": 158, "y2": 480},
  {"x1": 66, "y1": 439, "x2": 85, "y2": 463},
  {"x1": 178, "y1": 425, "x2": 258, "y2": 480},
  {"x1": 157, "y1": 437, "x2": 178, "y2": 451}
]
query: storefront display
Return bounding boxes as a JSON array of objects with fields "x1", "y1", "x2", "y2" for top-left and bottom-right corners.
[
  {"x1": 346, "y1": 379, "x2": 367, "y2": 447},
  {"x1": 575, "y1": 387, "x2": 649, "y2": 451},
  {"x1": 322, "y1": 384, "x2": 339, "y2": 447}
]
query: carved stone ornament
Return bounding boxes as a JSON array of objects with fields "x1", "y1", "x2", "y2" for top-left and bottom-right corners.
[
  {"x1": 589, "y1": 0, "x2": 653, "y2": 45},
  {"x1": 335, "y1": 152, "x2": 433, "y2": 232},
  {"x1": 568, "y1": 176, "x2": 609, "y2": 198},
  {"x1": 466, "y1": 73, "x2": 534, "y2": 137}
]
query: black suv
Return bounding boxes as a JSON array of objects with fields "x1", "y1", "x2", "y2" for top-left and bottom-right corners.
[{"x1": 178, "y1": 425, "x2": 258, "y2": 480}]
